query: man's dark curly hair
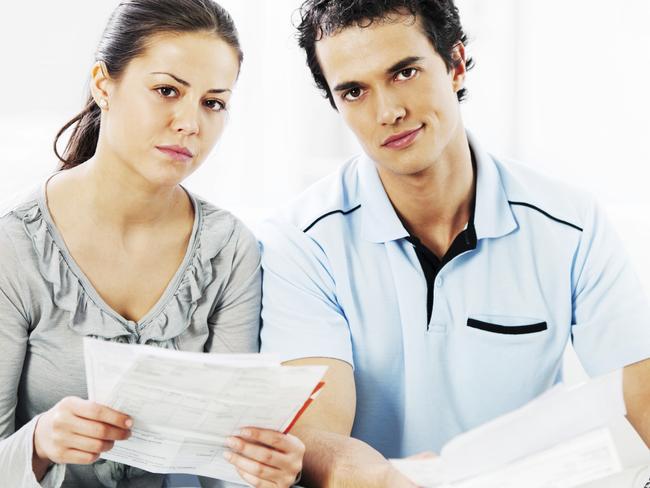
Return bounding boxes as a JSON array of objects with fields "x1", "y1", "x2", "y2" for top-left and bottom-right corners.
[{"x1": 296, "y1": 0, "x2": 474, "y2": 109}]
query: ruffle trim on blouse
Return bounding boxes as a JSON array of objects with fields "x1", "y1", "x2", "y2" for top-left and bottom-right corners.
[{"x1": 16, "y1": 199, "x2": 235, "y2": 346}]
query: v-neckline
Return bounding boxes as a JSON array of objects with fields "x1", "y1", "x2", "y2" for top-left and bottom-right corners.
[{"x1": 37, "y1": 174, "x2": 202, "y2": 329}]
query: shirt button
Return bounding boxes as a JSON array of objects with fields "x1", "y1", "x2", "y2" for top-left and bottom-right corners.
[{"x1": 436, "y1": 277, "x2": 444, "y2": 288}]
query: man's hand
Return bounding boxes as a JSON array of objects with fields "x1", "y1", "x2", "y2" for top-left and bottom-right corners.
[
  {"x1": 623, "y1": 358, "x2": 650, "y2": 447},
  {"x1": 294, "y1": 426, "x2": 418, "y2": 488}
]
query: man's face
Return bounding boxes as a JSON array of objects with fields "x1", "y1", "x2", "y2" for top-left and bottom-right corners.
[{"x1": 315, "y1": 14, "x2": 466, "y2": 177}]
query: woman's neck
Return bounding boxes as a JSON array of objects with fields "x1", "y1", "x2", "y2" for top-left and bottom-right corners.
[{"x1": 61, "y1": 154, "x2": 189, "y2": 231}]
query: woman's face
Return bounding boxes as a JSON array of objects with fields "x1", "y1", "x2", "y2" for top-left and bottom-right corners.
[{"x1": 95, "y1": 31, "x2": 240, "y2": 187}]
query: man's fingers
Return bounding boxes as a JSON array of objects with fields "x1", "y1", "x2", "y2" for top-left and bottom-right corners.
[
  {"x1": 66, "y1": 398, "x2": 132, "y2": 429},
  {"x1": 406, "y1": 451, "x2": 438, "y2": 461}
]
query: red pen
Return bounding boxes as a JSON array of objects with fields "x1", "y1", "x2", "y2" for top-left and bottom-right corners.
[{"x1": 283, "y1": 382, "x2": 326, "y2": 434}]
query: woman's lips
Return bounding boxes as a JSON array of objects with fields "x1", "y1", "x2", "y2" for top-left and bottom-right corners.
[
  {"x1": 156, "y1": 145, "x2": 193, "y2": 162},
  {"x1": 382, "y1": 125, "x2": 424, "y2": 150}
]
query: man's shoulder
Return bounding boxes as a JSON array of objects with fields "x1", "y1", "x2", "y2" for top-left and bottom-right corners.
[
  {"x1": 264, "y1": 155, "x2": 363, "y2": 234},
  {"x1": 494, "y1": 155, "x2": 595, "y2": 232}
]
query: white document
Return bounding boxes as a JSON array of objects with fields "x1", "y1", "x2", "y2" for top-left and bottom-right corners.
[
  {"x1": 391, "y1": 370, "x2": 626, "y2": 487},
  {"x1": 83, "y1": 338, "x2": 327, "y2": 484}
]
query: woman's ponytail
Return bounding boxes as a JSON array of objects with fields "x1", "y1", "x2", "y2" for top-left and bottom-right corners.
[{"x1": 54, "y1": 95, "x2": 101, "y2": 170}]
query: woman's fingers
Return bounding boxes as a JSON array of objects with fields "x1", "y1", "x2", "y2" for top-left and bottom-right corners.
[
  {"x1": 226, "y1": 436, "x2": 291, "y2": 471},
  {"x1": 68, "y1": 397, "x2": 132, "y2": 430},
  {"x1": 224, "y1": 450, "x2": 281, "y2": 482},
  {"x1": 234, "y1": 467, "x2": 277, "y2": 488},
  {"x1": 224, "y1": 428, "x2": 304, "y2": 487},
  {"x1": 66, "y1": 433, "x2": 115, "y2": 455},
  {"x1": 33, "y1": 396, "x2": 132, "y2": 467},
  {"x1": 238, "y1": 428, "x2": 304, "y2": 455},
  {"x1": 58, "y1": 448, "x2": 103, "y2": 465},
  {"x1": 67, "y1": 416, "x2": 131, "y2": 441}
]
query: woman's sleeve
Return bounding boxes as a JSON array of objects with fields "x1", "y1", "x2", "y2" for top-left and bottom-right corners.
[
  {"x1": 0, "y1": 225, "x2": 65, "y2": 487},
  {"x1": 205, "y1": 221, "x2": 262, "y2": 355}
]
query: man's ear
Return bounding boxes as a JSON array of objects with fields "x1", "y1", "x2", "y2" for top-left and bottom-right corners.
[
  {"x1": 450, "y1": 42, "x2": 467, "y2": 93},
  {"x1": 90, "y1": 61, "x2": 112, "y2": 109}
]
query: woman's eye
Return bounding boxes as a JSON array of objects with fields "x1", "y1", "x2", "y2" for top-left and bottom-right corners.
[
  {"x1": 343, "y1": 87, "x2": 364, "y2": 102},
  {"x1": 395, "y1": 68, "x2": 417, "y2": 81},
  {"x1": 156, "y1": 86, "x2": 178, "y2": 98},
  {"x1": 204, "y1": 99, "x2": 226, "y2": 112}
]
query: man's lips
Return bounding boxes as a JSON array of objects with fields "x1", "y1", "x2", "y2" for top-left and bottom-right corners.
[
  {"x1": 382, "y1": 125, "x2": 424, "y2": 149},
  {"x1": 156, "y1": 145, "x2": 194, "y2": 161}
]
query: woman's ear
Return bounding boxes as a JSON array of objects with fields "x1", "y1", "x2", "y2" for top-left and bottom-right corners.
[{"x1": 90, "y1": 61, "x2": 112, "y2": 110}]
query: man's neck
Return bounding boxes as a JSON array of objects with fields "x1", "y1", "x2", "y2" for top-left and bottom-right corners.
[{"x1": 378, "y1": 132, "x2": 475, "y2": 258}]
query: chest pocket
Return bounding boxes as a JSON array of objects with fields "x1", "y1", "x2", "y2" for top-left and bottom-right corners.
[{"x1": 467, "y1": 317, "x2": 547, "y2": 335}]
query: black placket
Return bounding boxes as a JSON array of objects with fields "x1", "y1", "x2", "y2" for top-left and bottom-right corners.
[{"x1": 406, "y1": 220, "x2": 477, "y2": 327}]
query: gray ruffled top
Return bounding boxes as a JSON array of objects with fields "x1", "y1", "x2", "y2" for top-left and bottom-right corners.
[{"x1": 0, "y1": 183, "x2": 261, "y2": 487}]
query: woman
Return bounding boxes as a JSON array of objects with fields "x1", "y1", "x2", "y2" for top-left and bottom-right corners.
[{"x1": 0, "y1": 0, "x2": 303, "y2": 486}]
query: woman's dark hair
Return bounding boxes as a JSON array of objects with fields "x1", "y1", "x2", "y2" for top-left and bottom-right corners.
[
  {"x1": 55, "y1": 0, "x2": 242, "y2": 170},
  {"x1": 296, "y1": 0, "x2": 474, "y2": 109}
]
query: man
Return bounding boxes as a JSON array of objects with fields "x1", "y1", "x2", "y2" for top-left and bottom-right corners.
[{"x1": 257, "y1": 1, "x2": 650, "y2": 486}]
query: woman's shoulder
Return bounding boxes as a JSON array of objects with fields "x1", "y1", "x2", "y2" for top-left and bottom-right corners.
[
  {"x1": 0, "y1": 184, "x2": 43, "y2": 251},
  {"x1": 0, "y1": 184, "x2": 41, "y2": 221},
  {"x1": 193, "y1": 194, "x2": 259, "y2": 260},
  {"x1": 0, "y1": 184, "x2": 45, "y2": 296}
]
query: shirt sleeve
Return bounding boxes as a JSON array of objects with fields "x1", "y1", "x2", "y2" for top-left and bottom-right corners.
[
  {"x1": 205, "y1": 222, "x2": 262, "y2": 354},
  {"x1": 571, "y1": 200, "x2": 650, "y2": 376},
  {"x1": 0, "y1": 226, "x2": 66, "y2": 487},
  {"x1": 257, "y1": 218, "x2": 353, "y2": 366}
]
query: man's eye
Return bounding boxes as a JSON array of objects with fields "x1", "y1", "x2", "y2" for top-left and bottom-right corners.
[
  {"x1": 204, "y1": 99, "x2": 226, "y2": 112},
  {"x1": 156, "y1": 86, "x2": 178, "y2": 97},
  {"x1": 395, "y1": 68, "x2": 417, "y2": 81},
  {"x1": 343, "y1": 87, "x2": 363, "y2": 101}
]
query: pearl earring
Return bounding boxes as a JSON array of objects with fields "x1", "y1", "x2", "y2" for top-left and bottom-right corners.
[{"x1": 98, "y1": 99, "x2": 108, "y2": 109}]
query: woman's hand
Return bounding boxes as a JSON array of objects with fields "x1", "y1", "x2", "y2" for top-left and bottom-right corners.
[
  {"x1": 32, "y1": 397, "x2": 132, "y2": 478},
  {"x1": 224, "y1": 427, "x2": 305, "y2": 487}
]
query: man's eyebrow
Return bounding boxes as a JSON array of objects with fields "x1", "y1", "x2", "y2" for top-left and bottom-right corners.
[
  {"x1": 386, "y1": 56, "x2": 424, "y2": 75},
  {"x1": 331, "y1": 56, "x2": 425, "y2": 92},
  {"x1": 332, "y1": 81, "x2": 363, "y2": 93},
  {"x1": 150, "y1": 71, "x2": 231, "y2": 94}
]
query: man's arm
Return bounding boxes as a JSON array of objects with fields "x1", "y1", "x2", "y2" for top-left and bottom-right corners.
[
  {"x1": 623, "y1": 358, "x2": 650, "y2": 448},
  {"x1": 286, "y1": 357, "x2": 416, "y2": 488}
]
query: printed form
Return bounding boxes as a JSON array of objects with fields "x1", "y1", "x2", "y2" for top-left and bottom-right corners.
[
  {"x1": 391, "y1": 370, "x2": 626, "y2": 488},
  {"x1": 83, "y1": 338, "x2": 326, "y2": 483}
]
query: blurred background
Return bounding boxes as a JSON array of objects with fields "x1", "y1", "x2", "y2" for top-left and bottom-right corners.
[{"x1": 1, "y1": 1, "x2": 649, "y2": 373}]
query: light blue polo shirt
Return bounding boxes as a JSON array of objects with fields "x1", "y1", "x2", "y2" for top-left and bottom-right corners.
[{"x1": 258, "y1": 133, "x2": 650, "y2": 457}]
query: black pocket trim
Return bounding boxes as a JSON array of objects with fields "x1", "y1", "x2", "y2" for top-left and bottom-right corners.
[{"x1": 467, "y1": 318, "x2": 548, "y2": 335}]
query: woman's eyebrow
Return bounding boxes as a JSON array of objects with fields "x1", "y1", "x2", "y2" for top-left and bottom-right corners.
[{"x1": 150, "y1": 71, "x2": 231, "y2": 94}]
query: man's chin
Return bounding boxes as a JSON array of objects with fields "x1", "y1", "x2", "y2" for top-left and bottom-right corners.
[{"x1": 375, "y1": 160, "x2": 435, "y2": 178}]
